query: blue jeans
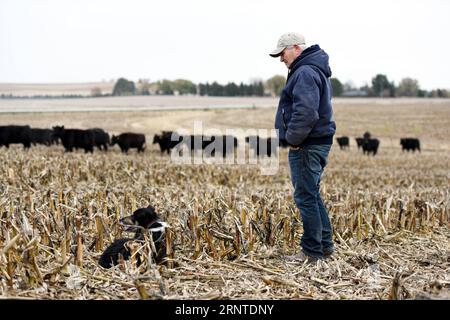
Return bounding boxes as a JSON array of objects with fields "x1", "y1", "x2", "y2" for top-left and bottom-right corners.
[{"x1": 288, "y1": 144, "x2": 333, "y2": 258}]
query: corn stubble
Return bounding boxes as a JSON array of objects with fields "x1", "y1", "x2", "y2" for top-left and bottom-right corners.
[{"x1": 0, "y1": 146, "x2": 448, "y2": 300}]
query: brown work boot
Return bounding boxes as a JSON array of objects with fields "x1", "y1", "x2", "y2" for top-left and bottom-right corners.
[
  {"x1": 323, "y1": 248, "x2": 334, "y2": 258},
  {"x1": 283, "y1": 251, "x2": 319, "y2": 264}
]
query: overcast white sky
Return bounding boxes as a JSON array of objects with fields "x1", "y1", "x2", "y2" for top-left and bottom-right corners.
[{"x1": 1, "y1": 0, "x2": 449, "y2": 90}]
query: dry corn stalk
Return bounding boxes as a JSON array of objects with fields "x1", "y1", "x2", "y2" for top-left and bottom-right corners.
[
  {"x1": 204, "y1": 227, "x2": 217, "y2": 260},
  {"x1": 75, "y1": 213, "x2": 83, "y2": 267},
  {"x1": 165, "y1": 228, "x2": 175, "y2": 268},
  {"x1": 95, "y1": 215, "x2": 104, "y2": 252},
  {"x1": 134, "y1": 279, "x2": 150, "y2": 300}
]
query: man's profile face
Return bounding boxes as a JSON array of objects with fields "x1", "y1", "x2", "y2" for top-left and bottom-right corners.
[{"x1": 280, "y1": 45, "x2": 301, "y2": 68}]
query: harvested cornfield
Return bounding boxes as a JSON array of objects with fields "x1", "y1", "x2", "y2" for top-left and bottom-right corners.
[{"x1": 0, "y1": 141, "x2": 448, "y2": 300}]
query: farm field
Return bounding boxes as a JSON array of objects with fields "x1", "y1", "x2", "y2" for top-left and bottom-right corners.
[{"x1": 0, "y1": 99, "x2": 449, "y2": 300}]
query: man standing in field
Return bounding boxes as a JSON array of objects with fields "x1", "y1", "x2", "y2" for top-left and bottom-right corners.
[{"x1": 270, "y1": 33, "x2": 336, "y2": 263}]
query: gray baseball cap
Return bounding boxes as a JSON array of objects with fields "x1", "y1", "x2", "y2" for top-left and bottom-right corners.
[{"x1": 269, "y1": 32, "x2": 306, "y2": 57}]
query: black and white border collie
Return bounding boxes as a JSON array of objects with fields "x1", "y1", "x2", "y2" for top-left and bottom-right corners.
[{"x1": 99, "y1": 205, "x2": 169, "y2": 269}]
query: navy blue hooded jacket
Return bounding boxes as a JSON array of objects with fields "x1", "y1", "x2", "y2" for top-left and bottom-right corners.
[{"x1": 275, "y1": 44, "x2": 336, "y2": 147}]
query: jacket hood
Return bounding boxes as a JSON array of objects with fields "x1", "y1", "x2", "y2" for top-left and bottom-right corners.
[{"x1": 289, "y1": 44, "x2": 332, "y2": 78}]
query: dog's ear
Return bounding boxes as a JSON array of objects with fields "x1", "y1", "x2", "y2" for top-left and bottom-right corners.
[{"x1": 147, "y1": 204, "x2": 156, "y2": 212}]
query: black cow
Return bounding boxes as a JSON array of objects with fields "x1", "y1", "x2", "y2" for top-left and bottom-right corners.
[
  {"x1": 400, "y1": 138, "x2": 421, "y2": 152},
  {"x1": 0, "y1": 125, "x2": 32, "y2": 149},
  {"x1": 30, "y1": 128, "x2": 57, "y2": 146},
  {"x1": 90, "y1": 128, "x2": 110, "y2": 151},
  {"x1": 111, "y1": 133, "x2": 146, "y2": 153},
  {"x1": 336, "y1": 136, "x2": 349, "y2": 150},
  {"x1": 246, "y1": 136, "x2": 278, "y2": 157},
  {"x1": 52, "y1": 126, "x2": 95, "y2": 153},
  {"x1": 355, "y1": 137, "x2": 365, "y2": 149},
  {"x1": 99, "y1": 205, "x2": 169, "y2": 268},
  {"x1": 362, "y1": 138, "x2": 380, "y2": 156},
  {"x1": 153, "y1": 131, "x2": 180, "y2": 154}
]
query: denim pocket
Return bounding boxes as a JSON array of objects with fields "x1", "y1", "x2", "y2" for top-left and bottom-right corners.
[
  {"x1": 288, "y1": 148, "x2": 302, "y2": 157},
  {"x1": 305, "y1": 145, "x2": 330, "y2": 173},
  {"x1": 306, "y1": 150, "x2": 323, "y2": 173}
]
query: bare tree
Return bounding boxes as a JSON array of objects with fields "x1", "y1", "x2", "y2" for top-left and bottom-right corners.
[
  {"x1": 265, "y1": 75, "x2": 286, "y2": 97},
  {"x1": 397, "y1": 78, "x2": 420, "y2": 97}
]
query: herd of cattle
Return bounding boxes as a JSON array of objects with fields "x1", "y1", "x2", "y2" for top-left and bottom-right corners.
[
  {"x1": 1, "y1": 125, "x2": 421, "y2": 156},
  {"x1": 0, "y1": 125, "x2": 146, "y2": 154},
  {"x1": 0, "y1": 125, "x2": 285, "y2": 156},
  {"x1": 335, "y1": 132, "x2": 421, "y2": 155},
  {"x1": 153, "y1": 131, "x2": 287, "y2": 157}
]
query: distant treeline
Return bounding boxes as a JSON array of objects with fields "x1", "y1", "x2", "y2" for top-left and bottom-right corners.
[
  {"x1": 113, "y1": 78, "x2": 267, "y2": 97},
  {"x1": 1, "y1": 74, "x2": 448, "y2": 99},
  {"x1": 331, "y1": 75, "x2": 449, "y2": 98}
]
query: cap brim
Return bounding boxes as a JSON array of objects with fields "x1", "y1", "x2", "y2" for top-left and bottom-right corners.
[{"x1": 269, "y1": 47, "x2": 285, "y2": 57}]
